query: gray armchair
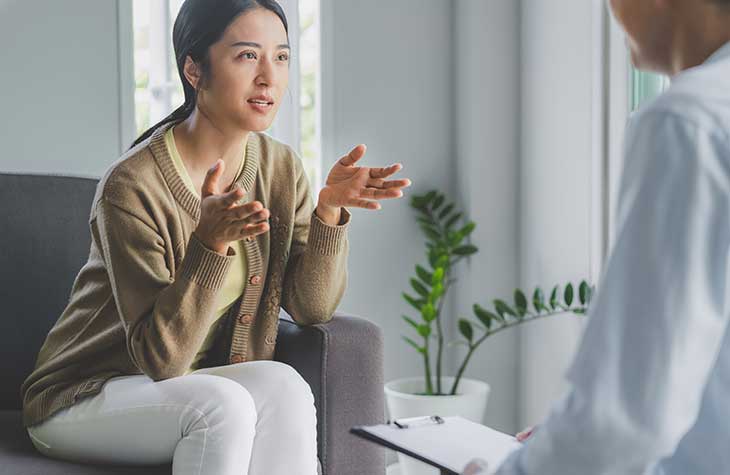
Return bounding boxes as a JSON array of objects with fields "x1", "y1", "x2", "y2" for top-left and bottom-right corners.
[{"x1": 0, "y1": 172, "x2": 386, "y2": 475}]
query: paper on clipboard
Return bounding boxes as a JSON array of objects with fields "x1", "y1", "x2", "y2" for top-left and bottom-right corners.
[{"x1": 356, "y1": 416, "x2": 521, "y2": 474}]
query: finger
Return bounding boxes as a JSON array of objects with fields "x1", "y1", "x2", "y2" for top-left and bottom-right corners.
[
  {"x1": 338, "y1": 144, "x2": 367, "y2": 167},
  {"x1": 347, "y1": 198, "x2": 381, "y2": 210},
  {"x1": 516, "y1": 426, "x2": 534, "y2": 442},
  {"x1": 238, "y1": 221, "x2": 270, "y2": 238},
  {"x1": 219, "y1": 185, "x2": 247, "y2": 208},
  {"x1": 367, "y1": 178, "x2": 412, "y2": 189},
  {"x1": 228, "y1": 201, "x2": 265, "y2": 221},
  {"x1": 360, "y1": 188, "x2": 404, "y2": 200},
  {"x1": 233, "y1": 208, "x2": 270, "y2": 225},
  {"x1": 201, "y1": 160, "x2": 225, "y2": 198},
  {"x1": 369, "y1": 163, "x2": 403, "y2": 179}
]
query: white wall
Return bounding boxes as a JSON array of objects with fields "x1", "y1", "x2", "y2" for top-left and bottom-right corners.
[
  {"x1": 453, "y1": 0, "x2": 522, "y2": 433},
  {"x1": 325, "y1": 0, "x2": 458, "y2": 390},
  {"x1": 0, "y1": 0, "x2": 134, "y2": 177},
  {"x1": 518, "y1": 0, "x2": 599, "y2": 427}
]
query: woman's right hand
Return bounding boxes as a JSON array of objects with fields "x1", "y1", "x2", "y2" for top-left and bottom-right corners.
[{"x1": 193, "y1": 159, "x2": 270, "y2": 255}]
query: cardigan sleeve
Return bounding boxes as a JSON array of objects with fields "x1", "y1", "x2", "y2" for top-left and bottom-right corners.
[
  {"x1": 280, "y1": 154, "x2": 350, "y2": 325},
  {"x1": 94, "y1": 197, "x2": 234, "y2": 381}
]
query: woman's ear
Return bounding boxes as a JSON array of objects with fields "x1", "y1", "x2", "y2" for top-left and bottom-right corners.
[{"x1": 183, "y1": 55, "x2": 202, "y2": 90}]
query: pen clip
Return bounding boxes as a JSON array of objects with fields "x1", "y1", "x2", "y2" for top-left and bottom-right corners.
[{"x1": 392, "y1": 415, "x2": 445, "y2": 429}]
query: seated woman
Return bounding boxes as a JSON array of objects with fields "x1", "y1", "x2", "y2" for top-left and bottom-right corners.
[{"x1": 20, "y1": 1, "x2": 411, "y2": 473}]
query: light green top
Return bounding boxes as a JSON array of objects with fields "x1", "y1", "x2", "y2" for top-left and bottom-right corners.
[{"x1": 164, "y1": 125, "x2": 248, "y2": 373}]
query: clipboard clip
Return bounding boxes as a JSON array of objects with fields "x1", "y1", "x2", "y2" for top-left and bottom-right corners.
[{"x1": 391, "y1": 415, "x2": 445, "y2": 429}]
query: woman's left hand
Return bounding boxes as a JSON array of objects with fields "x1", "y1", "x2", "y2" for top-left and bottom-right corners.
[{"x1": 316, "y1": 144, "x2": 412, "y2": 224}]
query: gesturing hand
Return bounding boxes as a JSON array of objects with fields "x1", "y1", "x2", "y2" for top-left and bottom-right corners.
[
  {"x1": 318, "y1": 144, "x2": 412, "y2": 213},
  {"x1": 193, "y1": 159, "x2": 270, "y2": 255}
]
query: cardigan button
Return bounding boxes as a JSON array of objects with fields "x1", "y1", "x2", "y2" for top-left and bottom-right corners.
[
  {"x1": 238, "y1": 314, "x2": 253, "y2": 324},
  {"x1": 230, "y1": 354, "x2": 245, "y2": 364},
  {"x1": 249, "y1": 274, "x2": 262, "y2": 285},
  {"x1": 245, "y1": 236, "x2": 254, "y2": 242}
]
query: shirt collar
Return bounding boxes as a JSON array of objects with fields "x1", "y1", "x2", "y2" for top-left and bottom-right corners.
[{"x1": 703, "y1": 40, "x2": 730, "y2": 66}]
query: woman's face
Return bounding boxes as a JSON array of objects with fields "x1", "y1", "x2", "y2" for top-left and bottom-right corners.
[{"x1": 196, "y1": 8, "x2": 290, "y2": 132}]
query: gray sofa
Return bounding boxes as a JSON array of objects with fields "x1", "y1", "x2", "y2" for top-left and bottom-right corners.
[{"x1": 0, "y1": 172, "x2": 386, "y2": 475}]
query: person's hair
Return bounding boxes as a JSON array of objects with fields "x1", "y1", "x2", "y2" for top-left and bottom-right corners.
[{"x1": 129, "y1": 0, "x2": 288, "y2": 150}]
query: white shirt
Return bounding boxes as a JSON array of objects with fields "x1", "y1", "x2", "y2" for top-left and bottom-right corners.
[{"x1": 471, "y1": 42, "x2": 730, "y2": 475}]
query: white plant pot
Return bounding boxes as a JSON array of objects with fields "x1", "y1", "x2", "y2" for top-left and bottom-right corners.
[{"x1": 384, "y1": 377, "x2": 490, "y2": 475}]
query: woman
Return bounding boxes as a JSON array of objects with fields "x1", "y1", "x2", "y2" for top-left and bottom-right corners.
[{"x1": 20, "y1": 1, "x2": 411, "y2": 473}]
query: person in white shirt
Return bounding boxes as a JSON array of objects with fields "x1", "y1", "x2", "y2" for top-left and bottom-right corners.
[{"x1": 464, "y1": 0, "x2": 730, "y2": 474}]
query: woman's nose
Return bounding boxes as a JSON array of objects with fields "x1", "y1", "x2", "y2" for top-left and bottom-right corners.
[{"x1": 255, "y1": 59, "x2": 275, "y2": 87}]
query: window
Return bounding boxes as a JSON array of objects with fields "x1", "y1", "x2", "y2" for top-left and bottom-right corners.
[
  {"x1": 132, "y1": 0, "x2": 322, "y2": 190},
  {"x1": 630, "y1": 69, "x2": 668, "y2": 111}
]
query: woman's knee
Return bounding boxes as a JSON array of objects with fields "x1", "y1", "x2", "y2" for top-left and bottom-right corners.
[
  {"x1": 260, "y1": 362, "x2": 315, "y2": 409},
  {"x1": 181, "y1": 374, "x2": 258, "y2": 428}
]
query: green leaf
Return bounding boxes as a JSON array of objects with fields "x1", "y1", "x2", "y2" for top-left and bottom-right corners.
[
  {"x1": 459, "y1": 222, "x2": 476, "y2": 237},
  {"x1": 402, "y1": 336, "x2": 425, "y2": 354},
  {"x1": 573, "y1": 308, "x2": 587, "y2": 315},
  {"x1": 432, "y1": 267, "x2": 445, "y2": 285},
  {"x1": 550, "y1": 286, "x2": 560, "y2": 310},
  {"x1": 448, "y1": 231, "x2": 464, "y2": 247},
  {"x1": 402, "y1": 315, "x2": 419, "y2": 330},
  {"x1": 494, "y1": 299, "x2": 517, "y2": 319},
  {"x1": 445, "y1": 212, "x2": 463, "y2": 229},
  {"x1": 432, "y1": 194, "x2": 445, "y2": 211},
  {"x1": 458, "y1": 319, "x2": 474, "y2": 342},
  {"x1": 533, "y1": 287, "x2": 545, "y2": 313},
  {"x1": 514, "y1": 289, "x2": 528, "y2": 317},
  {"x1": 410, "y1": 196, "x2": 426, "y2": 209},
  {"x1": 564, "y1": 283, "x2": 574, "y2": 307},
  {"x1": 424, "y1": 191, "x2": 437, "y2": 205},
  {"x1": 416, "y1": 265, "x2": 433, "y2": 285},
  {"x1": 417, "y1": 324, "x2": 431, "y2": 338},
  {"x1": 473, "y1": 304, "x2": 497, "y2": 329},
  {"x1": 402, "y1": 293, "x2": 423, "y2": 312},
  {"x1": 453, "y1": 245, "x2": 478, "y2": 256},
  {"x1": 431, "y1": 282, "x2": 444, "y2": 300},
  {"x1": 428, "y1": 249, "x2": 442, "y2": 268},
  {"x1": 410, "y1": 278, "x2": 429, "y2": 298},
  {"x1": 422, "y1": 302, "x2": 437, "y2": 322},
  {"x1": 420, "y1": 225, "x2": 441, "y2": 242},
  {"x1": 439, "y1": 204, "x2": 455, "y2": 219},
  {"x1": 579, "y1": 281, "x2": 589, "y2": 306}
]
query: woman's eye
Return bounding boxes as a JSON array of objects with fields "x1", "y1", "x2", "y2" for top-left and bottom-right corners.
[
  {"x1": 239, "y1": 51, "x2": 257, "y2": 60},
  {"x1": 278, "y1": 53, "x2": 290, "y2": 62}
]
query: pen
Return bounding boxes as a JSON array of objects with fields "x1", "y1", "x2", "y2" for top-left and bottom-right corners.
[{"x1": 392, "y1": 415, "x2": 445, "y2": 429}]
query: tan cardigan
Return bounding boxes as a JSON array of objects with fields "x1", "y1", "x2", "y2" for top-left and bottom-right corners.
[{"x1": 20, "y1": 121, "x2": 350, "y2": 428}]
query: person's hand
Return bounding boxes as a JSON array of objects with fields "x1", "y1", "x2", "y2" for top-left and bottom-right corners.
[
  {"x1": 516, "y1": 425, "x2": 537, "y2": 443},
  {"x1": 462, "y1": 458, "x2": 489, "y2": 474},
  {"x1": 193, "y1": 159, "x2": 270, "y2": 255},
  {"x1": 316, "y1": 144, "x2": 412, "y2": 224}
]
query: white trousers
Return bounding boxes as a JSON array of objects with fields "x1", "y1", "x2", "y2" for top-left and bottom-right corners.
[{"x1": 26, "y1": 361, "x2": 319, "y2": 475}]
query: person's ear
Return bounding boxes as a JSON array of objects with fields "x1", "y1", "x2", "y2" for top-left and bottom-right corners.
[{"x1": 183, "y1": 55, "x2": 202, "y2": 91}]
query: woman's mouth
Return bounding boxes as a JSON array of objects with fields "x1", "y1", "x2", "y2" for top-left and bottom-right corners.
[{"x1": 247, "y1": 98, "x2": 274, "y2": 114}]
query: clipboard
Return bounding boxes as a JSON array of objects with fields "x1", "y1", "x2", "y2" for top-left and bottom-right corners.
[{"x1": 350, "y1": 415, "x2": 521, "y2": 475}]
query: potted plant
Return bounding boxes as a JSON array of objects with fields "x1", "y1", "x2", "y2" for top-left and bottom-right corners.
[{"x1": 385, "y1": 190, "x2": 594, "y2": 475}]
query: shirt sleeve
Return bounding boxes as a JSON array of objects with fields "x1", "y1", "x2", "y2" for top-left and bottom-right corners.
[
  {"x1": 280, "y1": 153, "x2": 350, "y2": 325},
  {"x1": 494, "y1": 111, "x2": 730, "y2": 475}
]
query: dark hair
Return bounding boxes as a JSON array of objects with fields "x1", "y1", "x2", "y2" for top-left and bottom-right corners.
[{"x1": 129, "y1": 0, "x2": 288, "y2": 150}]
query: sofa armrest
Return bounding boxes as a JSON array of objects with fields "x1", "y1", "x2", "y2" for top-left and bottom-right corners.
[{"x1": 274, "y1": 312, "x2": 386, "y2": 475}]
